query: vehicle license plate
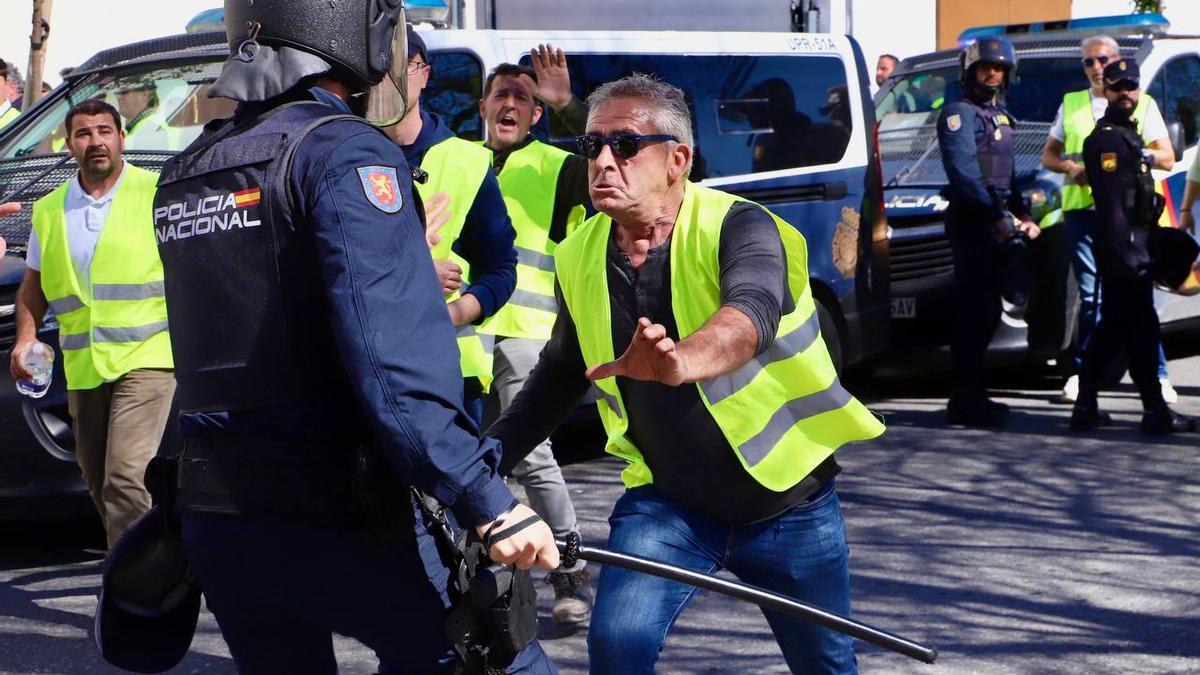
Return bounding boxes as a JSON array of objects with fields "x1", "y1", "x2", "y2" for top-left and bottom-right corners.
[{"x1": 890, "y1": 297, "x2": 916, "y2": 319}]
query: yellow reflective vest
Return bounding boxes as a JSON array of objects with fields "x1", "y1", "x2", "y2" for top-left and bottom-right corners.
[
  {"x1": 555, "y1": 182, "x2": 885, "y2": 491},
  {"x1": 480, "y1": 140, "x2": 585, "y2": 341},
  {"x1": 32, "y1": 163, "x2": 173, "y2": 390},
  {"x1": 0, "y1": 103, "x2": 19, "y2": 130},
  {"x1": 416, "y1": 136, "x2": 497, "y2": 391},
  {"x1": 1061, "y1": 90, "x2": 1152, "y2": 212},
  {"x1": 125, "y1": 108, "x2": 184, "y2": 151}
]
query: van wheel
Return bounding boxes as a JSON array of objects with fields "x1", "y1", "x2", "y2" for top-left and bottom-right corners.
[{"x1": 817, "y1": 301, "x2": 843, "y2": 377}]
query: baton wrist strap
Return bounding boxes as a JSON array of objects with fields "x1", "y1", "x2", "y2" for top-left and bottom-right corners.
[{"x1": 484, "y1": 515, "x2": 542, "y2": 548}]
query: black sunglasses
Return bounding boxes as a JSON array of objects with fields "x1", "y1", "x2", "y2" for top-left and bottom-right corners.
[
  {"x1": 1082, "y1": 55, "x2": 1111, "y2": 68},
  {"x1": 576, "y1": 133, "x2": 679, "y2": 159},
  {"x1": 1107, "y1": 80, "x2": 1139, "y2": 93}
]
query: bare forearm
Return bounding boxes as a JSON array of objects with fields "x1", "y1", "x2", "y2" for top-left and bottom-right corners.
[
  {"x1": 1041, "y1": 139, "x2": 1073, "y2": 174},
  {"x1": 1147, "y1": 140, "x2": 1174, "y2": 171},
  {"x1": 1182, "y1": 180, "x2": 1200, "y2": 211},
  {"x1": 676, "y1": 306, "x2": 758, "y2": 383},
  {"x1": 448, "y1": 293, "x2": 482, "y2": 327},
  {"x1": 14, "y1": 275, "x2": 47, "y2": 343}
]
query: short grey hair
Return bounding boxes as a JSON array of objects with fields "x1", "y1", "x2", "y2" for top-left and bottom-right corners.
[
  {"x1": 1081, "y1": 35, "x2": 1119, "y2": 55},
  {"x1": 586, "y1": 73, "x2": 694, "y2": 174}
]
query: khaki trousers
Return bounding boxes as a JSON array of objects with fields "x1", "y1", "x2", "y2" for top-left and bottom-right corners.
[{"x1": 67, "y1": 368, "x2": 175, "y2": 547}]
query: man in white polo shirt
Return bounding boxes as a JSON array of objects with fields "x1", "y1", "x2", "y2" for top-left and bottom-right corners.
[{"x1": 10, "y1": 99, "x2": 174, "y2": 547}]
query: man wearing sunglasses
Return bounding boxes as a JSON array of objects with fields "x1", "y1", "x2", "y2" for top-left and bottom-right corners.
[
  {"x1": 489, "y1": 74, "x2": 884, "y2": 674},
  {"x1": 475, "y1": 50, "x2": 596, "y2": 626},
  {"x1": 1073, "y1": 59, "x2": 1193, "y2": 435},
  {"x1": 1042, "y1": 35, "x2": 1177, "y2": 406},
  {"x1": 378, "y1": 25, "x2": 518, "y2": 424}
]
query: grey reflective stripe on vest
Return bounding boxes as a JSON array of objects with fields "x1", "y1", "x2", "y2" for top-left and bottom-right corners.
[
  {"x1": 699, "y1": 311, "x2": 822, "y2": 406},
  {"x1": 456, "y1": 323, "x2": 496, "y2": 354},
  {"x1": 593, "y1": 384, "x2": 623, "y2": 420},
  {"x1": 59, "y1": 332, "x2": 91, "y2": 350},
  {"x1": 93, "y1": 281, "x2": 166, "y2": 301},
  {"x1": 739, "y1": 382, "x2": 854, "y2": 467},
  {"x1": 507, "y1": 289, "x2": 557, "y2": 313},
  {"x1": 1065, "y1": 153, "x2": 1084, "y2": 162},
  {"x1": 93, "y1": 320, "x2": 169, "y2": 343},
  {"x1": 516, "y1": 247, "x2": 556, "y2": 273},
  {"x1": 48, "y1": 295, "x2": 85, "y2": 316}
]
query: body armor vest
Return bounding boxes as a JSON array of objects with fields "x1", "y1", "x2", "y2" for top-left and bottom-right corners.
[
  {"x1": 961, "y1": 98, "x2": 1016, "y2": 196},
  {"x1": 1101, "y1": 120, "x2": 1163, "y2": 229},
  {"x1": 154, "y1": 101, "x2": 363, "y2": 413}
]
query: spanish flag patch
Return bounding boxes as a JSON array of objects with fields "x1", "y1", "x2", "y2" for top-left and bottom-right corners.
[
  {"x1": 1100, "y1": 153, "x2": 1117, "y2": 172},
  {"x1": 233, "y1": 187, "x2": 262, "y2": 208}
]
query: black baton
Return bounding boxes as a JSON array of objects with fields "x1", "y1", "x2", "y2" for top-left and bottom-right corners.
[{"x1": 558, "y1": 532, "x2": 937, "y2": 664}]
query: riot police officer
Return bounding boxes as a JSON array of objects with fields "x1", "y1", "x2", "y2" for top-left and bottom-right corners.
[
  {"x1": 937, "y1": 36, "x2": 1040, "y2": 427},
  {"x1": 1071, "y1": 60, "x2": 1195, "y2": 435},
  {"x1": 152, "y1": 1, "x2": 560, "y2": 672}
]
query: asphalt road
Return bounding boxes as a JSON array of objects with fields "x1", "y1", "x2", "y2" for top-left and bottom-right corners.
[{"x1": 1, "y1": 352, "x2": 1197, "y2": 675}]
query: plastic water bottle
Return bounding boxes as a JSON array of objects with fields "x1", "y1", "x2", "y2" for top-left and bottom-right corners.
[{"x1": 15, "y1": 341, "x2": 54, "y2": 399}]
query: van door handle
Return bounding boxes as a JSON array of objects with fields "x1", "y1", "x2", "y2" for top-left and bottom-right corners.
[
  {"x1": 734, "y1": 181, "x2": 848, "y2": 205},
  {"x1": 822, "y1": 181, "x2": 847, "y2": 200}
]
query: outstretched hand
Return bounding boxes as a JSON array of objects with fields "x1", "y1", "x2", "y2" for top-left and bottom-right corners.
[
  {"x1": 585, "y1": 317, "x2": 689, "y2": 386},
  {"x1": 423, "y1": 191, "x2": 452, "y2": 249},
  {"x1": 522, "y1": 43, "x2": 573, "y2": 111},
  {"x1": 1, "y1": 203, "x2": 20, "y2": 258}
]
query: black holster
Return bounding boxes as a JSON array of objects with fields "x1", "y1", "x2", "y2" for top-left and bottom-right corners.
[{"x1": 415, "y1": 498, "x2": 537, "y2": 674}]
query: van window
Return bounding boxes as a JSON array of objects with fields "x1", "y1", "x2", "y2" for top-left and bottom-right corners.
[
  {"x1": 530, "y1": 54, "x2": 852, "y2": 179},
  {"x1": 426, "y1": 51, "x2": 484, "y2": 141},
  {"x1": 0, "y1": 61, "x2": 234, "y2": 160},
  {"x1": 1158, "y1": 55, "x2": 1200, "y2": 147},
  {"x1": 877, "y1": 57, "x2": 1088, "y2": 130}
]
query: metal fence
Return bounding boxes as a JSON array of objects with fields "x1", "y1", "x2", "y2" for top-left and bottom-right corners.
[
  {"x1": 879, "y1": 122, "x2": 1053, "y2": 187},
  {"x1": 0, "y1": 153, "x2": 171, "y2": 248}
]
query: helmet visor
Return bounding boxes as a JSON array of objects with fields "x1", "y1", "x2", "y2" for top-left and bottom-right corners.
[{"x1": 364, "y1": 26, "x2": 409, "y2": 127}]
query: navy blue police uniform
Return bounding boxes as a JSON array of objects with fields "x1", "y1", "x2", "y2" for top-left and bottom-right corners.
[
  {"x1": 153, "y1": 85, "x2": 556, "y2": 674},
  {"x1": 937, "y1": 93, "x2": 1028, "y2": 422},
  {"x1": 1073, "y1": 59, "x2": 1196, "y2": 435}
]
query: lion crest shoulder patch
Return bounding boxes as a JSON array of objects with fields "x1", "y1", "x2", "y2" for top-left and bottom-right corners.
[{"x1": 357, "y1": 166, "x2": 404, "y2": 213}]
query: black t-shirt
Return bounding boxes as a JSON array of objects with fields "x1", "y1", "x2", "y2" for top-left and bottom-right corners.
[{"x1": 488, "y1": 201, "x2": 839, "y2": 525}]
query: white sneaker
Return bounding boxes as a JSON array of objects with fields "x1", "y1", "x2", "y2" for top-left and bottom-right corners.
[
  {"x1": 1060, "y1": 374, "x2": 1079, "y2": 404},
  {"x1": 1161, "y1": 378, "x2": 1179, "y2": 404}
]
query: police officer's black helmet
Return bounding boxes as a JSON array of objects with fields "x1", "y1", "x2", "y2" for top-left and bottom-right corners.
[
  {"x1": 210, "y1": 0, "x2": 404, "y2": 102},
  {"x1": 94, "y1": 506, "x2": 202, "y2": 673},
  {"x1": 959, "y1": 36, "x2": 1018, "y2": 89}
]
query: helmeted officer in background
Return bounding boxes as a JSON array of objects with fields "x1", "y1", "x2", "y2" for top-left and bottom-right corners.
[
  {"x1": 1071, "y1": 60, "x2": 1195, "y2": 435},
  {"x1": 937, "y1": 36, "x2": 1040, "y2": 427},
  {"x1": 152, "y1": 1, "x2": 559, "y2": 672}
]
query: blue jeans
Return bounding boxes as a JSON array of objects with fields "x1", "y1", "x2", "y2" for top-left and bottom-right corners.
[
  {"x1": 588, "y1": 482, "x2": 856, "y2": 674},
  {"x1": 1064, "y1": 210, "x2": 1168, "y2": 378}
]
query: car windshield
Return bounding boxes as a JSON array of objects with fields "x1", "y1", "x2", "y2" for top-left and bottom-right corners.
[
  {"x1": 876, "y1": 57, "x2": 1089, "y2": 130},
  {"x1": 0, "y1": 60, "x2": 234, "y2": 160}
]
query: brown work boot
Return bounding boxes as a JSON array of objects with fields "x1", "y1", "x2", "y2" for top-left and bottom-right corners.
[{"x1": 548, "y1": 569, "x2": 591, "y2": 625}]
